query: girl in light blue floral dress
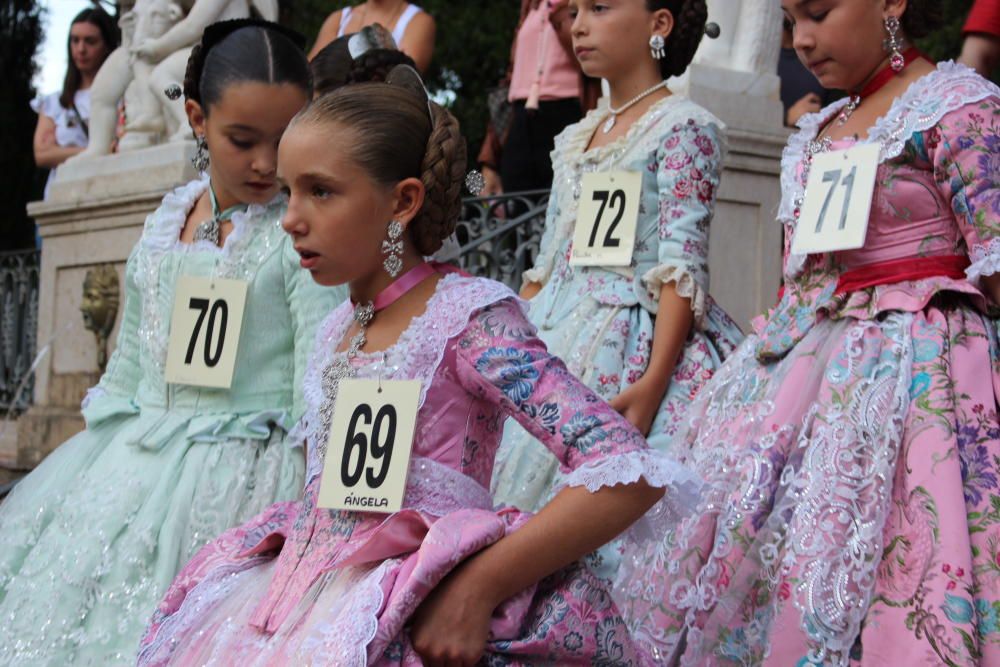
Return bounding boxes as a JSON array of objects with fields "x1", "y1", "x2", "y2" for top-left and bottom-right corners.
[
  {"x1": 492, "y1": 0, "x2": 743, "y2": 528},
  {"x1": 0, "y1": 21, "x2": 346, "y2": 665}
]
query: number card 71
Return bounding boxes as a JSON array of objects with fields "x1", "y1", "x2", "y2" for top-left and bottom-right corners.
[{"x1": 791, "y1": 142, "x2": 880, "y2": 256}]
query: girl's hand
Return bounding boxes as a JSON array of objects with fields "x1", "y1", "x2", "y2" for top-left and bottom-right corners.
[
  {"x1": 609, "y1": 378, "x2": 664, "y2": 435},
  {"x1": 410, "y1": 566, "x2": 496, "y2": 667},
  {"x1": 481, "y1": 165, "x2": 503, "y2": 197},
  {"x1": 519, "y1": 280, "x2": 542, "y2": 300}
]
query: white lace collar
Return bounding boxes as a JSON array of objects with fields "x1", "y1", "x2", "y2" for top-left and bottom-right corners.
[{"x1": 139, "y1": 176, "x2": 286, "y2": 259}]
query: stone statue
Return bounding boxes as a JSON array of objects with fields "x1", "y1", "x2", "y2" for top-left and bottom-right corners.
[
  {"x1": 70, "y1": 0, "x2": 278, "y2": 161},
  {"x1": 80, "y1": 265, "x2": 121, "y2": 372},
  {"x1": 693, "y1": 0, "x2": 782, "y2": 74},
  {"x1": 70, "y1": 0, "x2": 184, "y2": 161}
]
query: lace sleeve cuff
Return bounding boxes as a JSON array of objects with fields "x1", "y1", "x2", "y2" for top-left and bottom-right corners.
[
  {"x1": 967, "y1": 239, "x2": 1000, "y2": 285},
  {"x1": 522, "y1": 265, "x2": 549, "y2": 286},
  {"x1": 641, "y1": 265, "x2": 708, "y2": 327},
  {"x1": 559, "y1": 449, "x2": 702, "y2": 504}
]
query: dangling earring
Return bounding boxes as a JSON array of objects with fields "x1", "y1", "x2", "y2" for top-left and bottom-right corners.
[
  {"x1": 382, "y1": 220, "x2": 404, "y2": 278},
  {"x1": 192, "y1": 134, "x2": 209, "y2": 172},
  {"x1": 884, "y1": 16, "x2": 905, "y2": 73},
  {"x1": 649, "y1": 34, "x2": 666, "y2": 60}
]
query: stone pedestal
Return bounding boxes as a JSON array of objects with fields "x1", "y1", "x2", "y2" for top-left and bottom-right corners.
[
  {"x1": 679, "y1": 65, "x2": 789, "y2": 330},
  {"x1": 17, "y1": 142, "x2": 197, "y2": 467}
]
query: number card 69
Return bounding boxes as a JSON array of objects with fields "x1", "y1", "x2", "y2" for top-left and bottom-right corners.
[{"x1": 318, "y1": 379, "x2": 420, "y2": 514}]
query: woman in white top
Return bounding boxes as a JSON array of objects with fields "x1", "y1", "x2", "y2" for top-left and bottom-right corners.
[
  {"x1": 308, "y1": 1, "x2": 435, "y2": 73},
  {"x1": 32, "y1": 6, "x2": 118, "y2": 199}
]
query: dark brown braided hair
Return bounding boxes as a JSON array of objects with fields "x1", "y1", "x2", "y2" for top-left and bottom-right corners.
[
  {"x1": 182, "y1": 19, "x2": 310, "y2": 114},
  {"x1": 295, "y1": 83, "x2": 466, "y2": 256},
  {"x1": 646, "y1": 0, "x2": 708, "y2": 79},
  {"x1": 311, "y1": 36, "x2": 417, "y2": 97}
]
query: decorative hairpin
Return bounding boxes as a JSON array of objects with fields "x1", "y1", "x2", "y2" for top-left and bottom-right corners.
[
  {"x1": 705, "y1": 22, "x2": 721, "y2": 39},
  {"x1": 465, "y1": 170, "x2": 486, "y2": 196},
  {"x1": 164, "y1": 83, "x2": 183, "y2": 101},
  {"x1": 348, "y1": 24, "x2": 398, "y2": 60},
  {"x1": 385, "y1": 64, "x2": 435, "y2": 122}
]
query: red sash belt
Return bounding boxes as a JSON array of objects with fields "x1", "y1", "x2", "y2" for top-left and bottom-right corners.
[{"x1": 834, "y1": 255, "x2": 970, "y2": 295}]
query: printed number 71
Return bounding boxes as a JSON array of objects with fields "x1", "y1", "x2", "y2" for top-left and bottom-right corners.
[{"x1": 814, "y1": 166, "x2": 857, "y2": 234}]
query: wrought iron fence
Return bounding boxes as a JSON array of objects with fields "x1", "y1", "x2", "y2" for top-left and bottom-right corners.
[
  {"x1": 439, "y1": 189, "x2": 550, "y2": 289},
  {"x1": 0, "y1": 250, "x2": 39, "y2": 414}
]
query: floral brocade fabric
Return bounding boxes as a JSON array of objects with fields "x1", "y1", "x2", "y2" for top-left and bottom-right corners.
[
  {"x1": 137, "y1": 274, "x2": 703, "y2": 666},
  {"x1": 492, "y1": 95, "x2": 743, "y2": 530},
  {"x1": 612, "y1": 63, "x2": 1000, "y2": 665}
]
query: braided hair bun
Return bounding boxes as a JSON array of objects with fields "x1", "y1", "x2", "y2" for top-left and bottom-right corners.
[
  {"x1": 294, "y1": 82, "x2": 466, "y2": 256},
  {"x1": 411, "y1": 104, "x2": 466, "y2": 255},
  {"x1": 648, "y1": 0, "x2": 708, "y2": 79}
]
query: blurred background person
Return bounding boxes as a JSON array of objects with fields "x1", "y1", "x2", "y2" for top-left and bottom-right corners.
[
  {"x1": 307, "y1": 1, "x2": 435, "y2": 73},
  {"x1": 478, "y1": 0, "x2": 599, "y2": 197},
  {"x1": 778, "y1": 16, "x2": 838, "y2": 127},
  {"x1": 960, "y1": 0, "x2": 1000, "y2": 76},
  {"x1": 31, "y1": 6, "x2": 118, "y2": 202}
]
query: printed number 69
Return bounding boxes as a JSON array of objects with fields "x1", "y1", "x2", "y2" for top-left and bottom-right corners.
[{"x1": 341, "y1": 403, "x2": 397, "y2": 489}]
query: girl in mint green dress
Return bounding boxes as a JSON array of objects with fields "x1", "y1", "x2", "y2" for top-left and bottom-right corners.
[{"x1": 0, "y1": 21, "x2": 346, "y2": 665}]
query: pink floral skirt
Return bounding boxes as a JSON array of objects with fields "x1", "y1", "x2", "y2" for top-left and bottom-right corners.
[
  {"x1": 615, "y1": 300, "x2": 1000, "y2": 665},
  {"x1": 138, "y1": 505, "x2": 650, "y2": 666}
]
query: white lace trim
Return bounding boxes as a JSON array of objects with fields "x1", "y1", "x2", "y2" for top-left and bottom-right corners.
[
  {"x1": 641, "y1": 265, "x2": 708, "y2": 327},
  {"x1": 522, "y1": 265, "x2": 548, "y2": 285},
  {"x1": 330, "y1": 559, "x2": 393, "y2": 667},
  {"x1": 404, "y1": 456, "x2": 493, "y2": 516},
  {"x1": 967, "y1": 238, "x2": 1000, "y2": 284},
  {"x1": 780, "y1": 62, "x2": 1000, "y2": 276},
  {"x1": 561, "y1": 448, "x2": 701, "y2": 497}
]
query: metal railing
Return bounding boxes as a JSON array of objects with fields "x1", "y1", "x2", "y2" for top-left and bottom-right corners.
[
  {"x1": 440, "y1": 189, "x2": 550, "y2": 289},
  {"x1": 0, "y1": 192, "x2": 549, "y2": 416},
  {"x1": 0, "y1": 250, "x2": 39, "y2": 414}
]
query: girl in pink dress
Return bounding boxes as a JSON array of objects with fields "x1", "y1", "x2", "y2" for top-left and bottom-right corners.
[
  {"x1": 136, "y1": 73, "x2": 700, "y2": 665},
  {"x1": 613, "y1": 1, "x2": 1000, "y2": 664}
]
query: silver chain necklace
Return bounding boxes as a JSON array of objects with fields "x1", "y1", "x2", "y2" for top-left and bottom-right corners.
[{"x1": 602, "y1": 80, "x2": 668, "y2": 134}]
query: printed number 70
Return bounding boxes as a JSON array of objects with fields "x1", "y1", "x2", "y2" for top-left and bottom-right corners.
[
  {"x1": 814, "y1": 166, "x2": 857, "y2": 234},
  {"x1": 184, "y1": 298, "x2": 228, "y2": 368}
]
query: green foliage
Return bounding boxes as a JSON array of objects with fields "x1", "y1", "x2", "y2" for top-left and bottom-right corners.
[
  {"x1": 282, "y1": 1, "x2": 521, "y2": 162},
  {"x1": 916, "y1": 0, "x2": 974, "y2": 63},
  {"x1": 1, "y1": 0, "x2": 46, "y2": 250}
]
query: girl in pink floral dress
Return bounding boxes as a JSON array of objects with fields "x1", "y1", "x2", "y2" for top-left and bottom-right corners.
[
  {"x1": 613, "y1": 1, "x2": 1000, "y2": 665},
  {"x1": 135, "y1": 76, "x2": 700, "y2": 665}
]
